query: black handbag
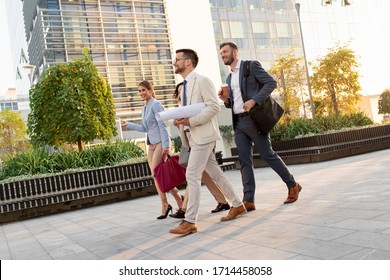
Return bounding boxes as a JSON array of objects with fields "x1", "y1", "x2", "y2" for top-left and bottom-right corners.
[
  {"x1": 243, "y1": 60, "x2": 284, "y2": 134},
  {"x1": 248, "y1": 96, "x2": 284, "y2": 134}
]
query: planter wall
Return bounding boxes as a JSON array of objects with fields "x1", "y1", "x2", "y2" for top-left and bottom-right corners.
[
  {"x1": 0, "y1": 160, "x2": 236, "y2": 223},
  {"x1": 0, "y1": 162, "x2": 155, "y2": 223},
  {"x1": 229, "y1": 124, "x2": 390, "y2": 168}
]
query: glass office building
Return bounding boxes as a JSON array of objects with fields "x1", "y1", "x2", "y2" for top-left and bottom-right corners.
[
  {"x1": 23, "y1": 0, "x2": 176, "y2": 121},
  {"x1": 209, "y1": 0, "x2": 303, "y2": 81}
]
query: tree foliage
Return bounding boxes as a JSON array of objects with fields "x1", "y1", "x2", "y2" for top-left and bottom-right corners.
[
  {"x1": 28, "y1": 49, "x2": 117, "y2": 152},
  {"x1": 378, "y1": 88, "x2": 390, "y2": 115},
  {"x1": 0, "y1": 110, "x2": 31, "y2": 159},
  {"x1": 269, "y1": 50, "x2": 306, "y2": 125},
  {"x1": 310, "y1": 44, "x2": 362, "y2": 116}
]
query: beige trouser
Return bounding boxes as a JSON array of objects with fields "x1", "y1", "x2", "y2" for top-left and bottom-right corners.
[
  {"x1": 147, "y1": 142, "x2": 182, "y2": 213},
  {"x1": 184, "y1": 139, "x2": 242, "y2": 224},
  {"x1": 182, "y1": 131, "x2": 227, "y2": 209},
  {"x1": 181, "y1": 171, "x2": 228, "y2": 211},
  {"x1": 202, "y1": 171, "x2": 228, "y2": 204}
]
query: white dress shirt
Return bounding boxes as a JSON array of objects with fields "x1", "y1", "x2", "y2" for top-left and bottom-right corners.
[{"x1": 231, "y1": 60, "x2": 245, "y2": 114}]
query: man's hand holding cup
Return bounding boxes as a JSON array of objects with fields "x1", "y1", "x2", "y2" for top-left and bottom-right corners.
[{"x1": 218, "y1": 84, "x2": 229, "y2": 103}]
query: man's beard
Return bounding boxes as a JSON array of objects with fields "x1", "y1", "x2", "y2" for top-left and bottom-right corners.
[
  {"x1": 223, "y1": 54, "x2": 234, "y2": 66},
  {"x1": 175, "y1": 65, "x2": 185, "y2": 74}
]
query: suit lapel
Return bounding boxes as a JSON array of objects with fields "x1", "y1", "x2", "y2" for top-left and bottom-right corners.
[
  {"x1": 187, "y1": 74, "x2": 198, "y2": 105},
  {"x1": 239, "y1": 61, "x2": 245, "y2": 96},
  {"x1": 143, "y1": 99, "x2": 155, "y2": 129},
  {"x1": 227, "y1": 73, "x2": 233, "y2": 101}
]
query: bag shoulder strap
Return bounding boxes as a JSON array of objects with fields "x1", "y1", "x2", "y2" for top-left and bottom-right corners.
[
  {"x1": 242, "y1": 60, "x2": 252, "y2": 101},
  {"x1": 243, "y1": 60, "x2": 251, "y2": 79}
]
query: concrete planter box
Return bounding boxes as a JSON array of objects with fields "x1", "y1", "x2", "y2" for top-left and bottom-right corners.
[
  {"x1": 0, "y1": 159, "x2": 235, "y2": 223},
  {"x1": 229, "y1": 124, "x2": 390, "y2": 168},
  {"x1": 0, "y1": 162, "x2": 155, "y2": 223}
]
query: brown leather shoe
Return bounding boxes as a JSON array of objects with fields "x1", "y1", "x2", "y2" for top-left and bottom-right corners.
[
  {"x1": 220, "y1": 205, "x2": 247, "y2": 222},
  {"x1": 169, "y1": 221, "x2": 197, "y2": 235},
  {"x1": 243, "y1": 201, "x2": 256, "y2": 212},
  {"x1": 284, "y1": 183, "x2": 302, "y2": 204}
]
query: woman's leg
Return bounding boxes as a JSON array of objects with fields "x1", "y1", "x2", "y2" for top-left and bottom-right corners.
[
  {"x1": 148, "y1": 143, "x2": 169, "y2": 215},
  {"x1": 169, "y1": 187, "x2": 183, "y2": 209}
]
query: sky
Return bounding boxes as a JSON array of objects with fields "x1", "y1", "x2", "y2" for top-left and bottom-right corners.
[{"x1": 0, "y1": 0, "x2": 16, "y2": 95}]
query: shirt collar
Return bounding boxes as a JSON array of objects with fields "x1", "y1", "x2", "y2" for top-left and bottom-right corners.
[
  {"x1": 231, "y1": 59, "x2": 242, "y2": 73},
  {"x1": 184, "y1": 71, "x2": 196, "y2": 83}
]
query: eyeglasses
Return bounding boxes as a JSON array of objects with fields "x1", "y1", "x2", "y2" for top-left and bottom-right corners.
[{"x1": 173, "y1": 57, "x2": 187, "y2": 64}]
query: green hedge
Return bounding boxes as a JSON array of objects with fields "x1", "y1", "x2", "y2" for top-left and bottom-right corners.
[
  {"x1": 270, "y1": 112, "x2": 373, "y2": 142},
  {"x1": 0, "y1": 140, "x2": 144, "y2": 181}
]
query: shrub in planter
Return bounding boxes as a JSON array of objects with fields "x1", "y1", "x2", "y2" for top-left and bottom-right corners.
[
  {"x1": 0, "y1": 140, "x2": 144, "y2": 181},
  {"x1": 270, "y1": 112, "x2": 373, "y2": 141}
]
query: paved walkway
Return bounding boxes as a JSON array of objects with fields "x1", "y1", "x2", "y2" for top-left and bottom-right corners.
[{"x1": 1, "y1": 149, "x2": 390, "y2": 260}]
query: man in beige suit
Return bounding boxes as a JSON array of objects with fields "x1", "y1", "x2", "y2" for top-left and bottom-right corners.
[{"x1": 169, "y1": 49, "x2": 246, "y2": 235}]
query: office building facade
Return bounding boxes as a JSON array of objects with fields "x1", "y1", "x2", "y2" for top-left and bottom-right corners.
[
  {"x1": 22, "y1": 0, "x2": 177, "y2": 121},
  {"x1": 209, "y1": 0, "x2": 304, "y2": 80},
  {"x1": 8, "y1": 0, "x2": 390, "y2": 124},
  {"x1": 206, "y1": 0, "x2": 389, "y2": 122}
]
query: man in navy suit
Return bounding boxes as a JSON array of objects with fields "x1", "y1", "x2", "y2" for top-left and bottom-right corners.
[{"x1": 218, "y1": 42, "x2": 302, "y2": 211}]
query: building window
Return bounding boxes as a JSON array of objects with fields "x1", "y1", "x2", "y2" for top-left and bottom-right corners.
[
  {"x1": 230, "y1": 21, "x2": 244, "y2": 38},
  {"x1": 0, "y1": 102, "x2": 19, "y2": 111},
  {"x1": 221, "y1": 21, "x2": 231, "y2": 38}
]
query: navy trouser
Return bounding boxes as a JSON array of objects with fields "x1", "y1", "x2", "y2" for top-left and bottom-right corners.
[{"x1": 234, "y1": 115, "x2": 296, "y2": 203}]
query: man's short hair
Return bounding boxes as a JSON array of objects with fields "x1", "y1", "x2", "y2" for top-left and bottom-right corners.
[
  {"x1": 176, "y1": 48, "x2": 199, "y2": 68},
  {"x1": 219, "y1": 42, "x2": 238, "y2": 50}
]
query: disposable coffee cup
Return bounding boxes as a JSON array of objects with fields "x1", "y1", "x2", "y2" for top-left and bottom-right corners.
[{"x1": 221, "y1": 84, "x2": 229, "y2": 97}]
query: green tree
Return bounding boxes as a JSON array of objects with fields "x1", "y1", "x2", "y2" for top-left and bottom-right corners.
[
  {"x1": 28, "y1": 49, "x2": 117, "y2": 152},
  {"x1": 378, "y1": 88, "x2": 390, "y2": 115},
  {"x1": 0, "y1": 110, "x2": 31, "y2": 159},
  {"x1": 269, "y1": 50, "x2": 306, "y2": 125},
  {"x1": 311, "y1": 44, "x2": 362, "y2": 116}
]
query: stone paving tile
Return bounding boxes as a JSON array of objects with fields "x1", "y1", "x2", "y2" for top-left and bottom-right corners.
[
  {"x1": 372, "y1": 212, "x2": 390, "y2": 222},
  {"x1": 235, "y1": 230, "x2": 304, "y2": 248},
  {"x1": 110, "y1": 249, "x2": 163, "y2": 260},
  {"x1": 83, "y1": 240, "x2": 132, "y2": 259},
  {"x1": 287, "y1": 224, "x2": 353, "y2": 241},
  {"x1": 200, "y1": 222, "x2": 262, "y2": 240},
  {"x1": 25, "y1": 252, "x2": 53, "y2": 260},
  {"x1": 177, "y1": 235, "x2": 250, "y2": 255},
  {"x1": 288, "y1": 214, "x2": 351, "y2": 227},
  {"x1": 44, "y1": 243, "x2": 90, "y2": 259},
  {"x1": 338, "y1": 248, "x2": 390, "y2": 260},
  {"x1": 333, "y1": 231, "x2": 390, "y2": 251},
  {"x1": 327, "y1": 208, "x2": 388, "y2": 220},
  {"x1": 10, "y1": 245, "x2": 49, "y2": 260},
  {"x1": 329, "y1": 218, "x2": 390, "y2": 232},
  {"x1": 374, "y1": 199, "x2": 390, "y2": 211},
  {"x1": 219, "y1": 243, "x2": 297, "y2": 260},
  {"x1": 57, "y1": 250, "x2": 100, "y2": 260},
  {"x1": 278, "y1": 238, "x2": 363, "y2": 260},
  {"x1": 0, "y1": 241, "x2": 11, "y2": 259},
  {"x1": 288, "y1": 254, "x2": 318, "y2": 260}
]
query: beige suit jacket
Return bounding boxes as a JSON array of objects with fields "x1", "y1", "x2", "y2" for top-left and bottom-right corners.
[{"x1": 179, "y1": 73, "x2": 221, "y2": 147}]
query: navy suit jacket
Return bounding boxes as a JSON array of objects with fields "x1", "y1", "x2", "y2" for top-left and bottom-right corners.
[{"x1": 225, "y1": 60, "x2": 277, "y2": 127}]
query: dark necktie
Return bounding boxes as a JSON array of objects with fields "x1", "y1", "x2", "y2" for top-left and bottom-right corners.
[{"x1": 182, "y1": 80, "x2": 187, "y2": 106}]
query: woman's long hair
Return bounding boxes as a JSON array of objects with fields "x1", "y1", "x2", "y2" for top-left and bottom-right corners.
[{"x1": 173, "y1": 82, "x2": 183, "y2": 101}]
